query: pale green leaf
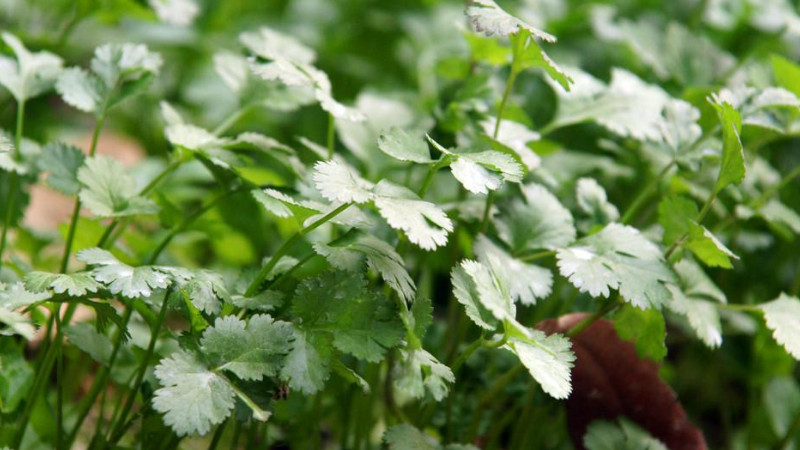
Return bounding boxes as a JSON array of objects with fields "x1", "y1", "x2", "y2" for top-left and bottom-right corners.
[
  {"x1": 37, "y1": 142, "x2": 86, "y2": 195},
  {"x1": 24, "y1": 271, "x2": 102, "y2": 297},
  {"x1": 65, "y1": 323, "x2": 112, "y2": 365},
  {"x1": 377, "y1": 128, "x2": 433, "y2": 163},
  {"x1": 576, "y1": 178, "x2": 620, "y2": 225},
  {"x1": 280, "y1": 328, "x2": 332, "y2": 394},
  {"x1": 200, "y1": 315, "x2": 294, "y2": 380},
  {"x1": 153, "y1": 350, "x2": 235, "y2": 436},
  {"x1": 557, "y1": 223, "x2": 674, "y2": 308},
  {"x1": 685, "y1": 222, "x2": 739, "y2": 269},
  {"x1": 148, "y1": 0, "x2": 200, "y2": 26},
  {"x1": 77, "y1": 248, "x2": 170, "y2": 298},
  {"x1": 0, "y1": 32, "x2": 62, "y2": 102},
  {"x1": 760, "y1": 293, "x2": 800, "y2": 360},
  {"x1": 505, "y1": 327, "x2": 574, "y2": 399},
  {"x1": 240, "y1": 27, "x2": 316, "y2": 64},
  {"x1": 497, "y1": 182, "x2": 576, "y2": 251},
  {"x1": 465, "y1": 0, "x2": 557, "y2": 42},
  {"x1": 77, "y1": 156, "x2": 159, "y2": 218},
  {"x1": 583, "y1": 418, "x2": 667, "y2": 450},
  {"x1": 55, "y1": 68, "x2": 102, "y2": 113},
  {"x1": 474, "y1": 235, "x2": 552, "y2": 305}
]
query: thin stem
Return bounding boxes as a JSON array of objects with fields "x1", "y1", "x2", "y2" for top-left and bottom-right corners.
[
  {"x1": 665, "y1": 191, "x2": 718, "y2": 260},
  {"x1": 245, "y1": 202, "x2": 352, "y2": 297},
  {"x1": 480, "y1": 191, "x2": 495, "y2": 233},
  {"x1": 327, "y1": 113, "x2": 335, "y2": 159},
  {"x1": 55, "y1": 310, "x2": 65, "y2": 449},
  {"x1": 146, "y1": 188, "x2": 240, "y2": 264},
  {"x1": 516, "y1": 250, "x2": 556, "y2": 262},
  {"x1": 60, "y1": 114, "x2": 106, "y2": 273},
  {"x1": 108, "y1": 288, "x2": 172, "y2": 444},
  {"x1": 0, "y1": 99, "x2": 25, "y2": 272},
  {"x1": 13, "y1": 326, "x2": 61, "y2": 448},
  {"x1": 64, "y1": 307, "x2": 133, "y2": 447},
  {"x1": 212, "y1": 104, "x2": 252, "y2": 136},
  {"x1": 620, "y1": 161, "x2": 676, "y2": 224},
  {"x1": 468, "y1": 364, "x2": 524, "y2": 440},
  {"x1": 418, "y1": 156, "x2": 451, "y2": 198},
  {"x1": 566, "y1": 298, "x2": 623, "y2": 338},
  {"x1": 451, "y1": 335, "x2": 506, "y2": 373}
]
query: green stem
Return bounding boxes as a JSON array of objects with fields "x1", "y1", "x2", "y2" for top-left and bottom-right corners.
[
  {"x1": 212, "y1": 104, "x2": 252, "y2": 136},
  {"x1": 327, "y1": 113, "x2": 335, "y2": 159},
  {"x1": 468, "y1": 364, "x2": 525, "y2": 440},
  {"x1": 665, "y1": 191, "x2": 717, "y2": 260},
  {"x1": 64, "y1": 307, "x2": 133, "y2": 447},
  {"x1": 417, "y1": 156, "x2": 451, "y2": 198},
  {"x1": 775, "y1": 408, "x2": 800, "y2": 450},
  {"x1": 244, "y1": 202, "x2": 352, "y2": 297},
  {"x1": 60, "y1": 114, "x2": 105, "y2": 273},
  {"x1": 620, "y1": 161, "x2": 676, "y2": 224},
  {"x1": 451, "y1": 335, "x2": 506, "y2": 373},
  {"x1": 55, "y1": 310, "x2": 65, "y2": 450},
  {"x1": 516, "y1": 250, "x2": 556, "y2": 262},
  {"x1": 0, "y1": 99, "x2": 25, "y2": 272},
  {"x1": 108, "y1": 288, "x2": 172, "y2": 444},
  {"x1": 480, "y1": 191, "x2": 495, "y2": 233},
  {"x1": 146, "y1": 188, "x2": 240, "y2": 264},
  {"x1": 566, "y1": 298, "x2": 623, "y2": 338}
]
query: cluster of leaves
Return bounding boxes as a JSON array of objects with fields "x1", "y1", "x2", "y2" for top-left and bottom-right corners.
[{"x1": 1, "y1": 0, "x2": 800, "y2": 448}]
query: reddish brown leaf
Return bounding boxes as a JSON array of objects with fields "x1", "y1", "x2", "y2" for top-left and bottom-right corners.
[{"x1": 537, "y1": 313, "x2": 706, "y2": 450}]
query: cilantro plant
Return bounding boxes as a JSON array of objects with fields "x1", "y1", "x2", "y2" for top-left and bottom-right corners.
[{"x1": 1, "y1": 0, "x2": 800, "y2": 448}]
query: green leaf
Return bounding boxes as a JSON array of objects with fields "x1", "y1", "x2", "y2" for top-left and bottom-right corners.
[
  {"x1": 175, "y1": 270, "x2": 230, "y2": 315},
  {"x1": 292, "y1": 271, "x2": 404, "y2": 362},
  {"x1": 24, "y1": 271, "x2": 102, "y2": 297},
  {"x1": 0, "y1": 31, "x2": 63, "y2": 102},
  {"x1": 497, "y1": 183, "x2": 576, "y2": 251},
  {"x1": 685, "y1": 222, "x2": 738, "y2": 269},
  {"x1": 65, "y1": 322, "x2": 112, "y2": 365},
  {"x1": 0, "y1": 339, "x2": 33, "y2": 413},
  {"x1": 448, "y1": 150, "x2": 523, "y2": 194},
  {"x1": 240, "y1": 26, "x2": 316, "y2": 65},
  {"x1": 149, "y1": 0, "x2": 200, "y2": 26},
  {"x1": 384, "y1": 424, "x2": 438, "y2": 450},
  {"x1": 516, "y1": 29, "x2": 572, "y2": 91},
  {"x1": 37, "y1": 142, "x2": 86, "y2": 195},
  {"x1": 583, "y1": 418, "x2": 667, "y2": 450},
  {"x1": 200, "y1": 315, "x2": 294, "y2": 381},
  {"x1": 666, "y1": 260, "x2": 726, "y2": 348},
  {"x1": 474, "y1": 235, "x2": 552, "y2": 305},
  {"x1": 153, "y1": 350, "x2": 235, "y2": 436},
  {"x1": 314, "y1": 233, "x2": 416, "y2": 303},
  {"x1": 614, "y1": 304, "x2": 667, "y2": 361},
  {"x1": 393, "y1": 348, "x2": 455, "y2": 402},
  {"x1": 709, "y1": 98, "x2": 745, "y2": 194},
  {"x1": 280, "y1": 328, "x2": 332, "y2": 395},
  {"x1": 451, "y1": 261, "x2": 501, "y2": 330},
  {"x1": 505, "y1": 327, "x2": 575, "y2": 399},
  {"x1": 78, "y1": 248, "x2": 170, "y2": 298},
  {"x1": 372, "y1": 181, "x2": 453, "y2": 250},
  {"x1": 771, "y1": 54, "x2": 800, "y2": 98},
  {"x1": 465, "y1": 0, "x2": 556, "y2": 42},
  {"x1": 576, "y1": 178, "x2": 620, "y2": 225},
  {"x1": 378, "y1": 128, "x2": 433, "y2": 163},
  {"x1": 763, "y1": 377, "x2": 800, "y2": 439},
  {"x1": 557, "y1": 223, "x2": 674, "y2": 309},
  {"x1": 55, "y1": 68, "x2": 103, "y2": 113},
  {"x1": 78, "y1": 156, "x2": 159, "y2": 218},
  {"x1": 313, "y1": 159, "x2": 374, "y2": 204},
  {"x1": 658, "y1": 195, "x2": 697, "y2": 247},
  {"x1": 760, "y1": 293, "x2": 800, "y2": 360}
]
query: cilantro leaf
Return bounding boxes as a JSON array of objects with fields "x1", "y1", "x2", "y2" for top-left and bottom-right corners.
[
  {"x1": 200, "y1": 315, "x2": 294, "y2": 381},
  {"x1": 613, "y1": 304, "x2": 667, "y2": 361},
  {"x1": 393, "y1": 348, "x2": 455, "y2": 402},
  {"x1": 583, "y1": 418, "x2": 667, "y2": 450},
  {"x1": 709, "y1": 97, "x2": 745, "y2": 194},
  {"x1": 479, "y1": 118, "x2": 541, "y2": 170},
  {"x1": 78, "y1": 248, "x2": 170, "y2": 298},
  {"x1": 148, "y1": 0, "x2": 200, "y2": 26},
  {"x1": 378, "y1": 128, "x2": 434, "y2": 163},
  {"x1": 292, "y1": 271, "x2": 404, "y2": 362},
  {"x1": 465, "y1": 0, "x2": 556, "y2": 42},
  {"x1": 666, "y1": 260, "x2": 726, "y2": 348},
  {"x1": 372, "y1": 180, "x2": 453, "y2": 250},
  {"x1": 497, "y1": 183, "x2": 576, "y2": 251},
  {"x1": 280, "y1": 329, "x2": 332, "y2": 394},
  {"x1": 64, "y1": 323, "x2": 112, "y2": 366},
  {"x1": 576, "y1": 178, "x2": 620, "y2": 226},
  {"x1": 153, "y1": 350, "x2": 236, "y2": 436},
  {"x1": 24, "y1": 271, "x2": 102, "y2": 297},
  {"x1": 505, "y1": 327, "x2": 575, "y2": 399},
  {"x1": 760, "y1": 293, "x2": 800, "y2": 360},
  {"x1": 0, "y1": 32, "x2": 63, "y2": 102},
  {"x1": 77, "y1": 156, "x2": 159, "y2": 218},
  {"x1": 557, "y1": 223, "x2": 674, "y2": 308},
  {"x1": 37, "y1": 142, "x2": 85, "y2": 195},
  {"x1": 474, "y1": 235, "x2": 552, "y2": 305}
]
